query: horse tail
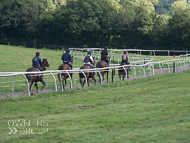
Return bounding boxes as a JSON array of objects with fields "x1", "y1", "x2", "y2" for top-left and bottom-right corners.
[
  {"x1": 57, "y1": 73, "x2": 62, "y2": 82},
  {"x1": 79, "y1": 66, "x2": 84, "y2": 79},
  {"x1": 58, "y1": 64, "x2": 64, "y2": 82},
  {"x1": 96, "y1": 62, "x2": 101, "y2": 76},
  {"x1": 96, "y1": 61, "x2": 101, "y2": 68},
  {"x1": 26, "y1": 74, "x2": 32, "y2": 83}
]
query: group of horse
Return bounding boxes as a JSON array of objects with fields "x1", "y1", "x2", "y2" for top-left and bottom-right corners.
[{"x1": 26, "y1": 57, "x2": 130, "y2": 94}]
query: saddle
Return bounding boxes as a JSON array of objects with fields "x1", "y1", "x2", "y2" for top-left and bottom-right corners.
[
  {"x1": 101, "y1": 60, "x2": 109, "y2": 67},
  {"x1": 105, "y1": 61, "x2": 109, "y2": 67},
  {"x1": 34, "y1": 67, "x2": 44, "y2": 71},
  {"x1": 85, "y1": 64, "x2": 94, "y2": 69},
  {"x1": 63, "y1": 63, "x2": 72, "y2": 70},
  {"x1": 36, "y1": 68, "x2": 41, "y2": 71}
]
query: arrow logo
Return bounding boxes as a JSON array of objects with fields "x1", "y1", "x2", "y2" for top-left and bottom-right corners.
[{"x1": 8, "y1": 127, "x2": 18, "y2": 134}]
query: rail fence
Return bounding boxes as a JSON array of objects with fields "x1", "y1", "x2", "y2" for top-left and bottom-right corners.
[{"x1": 0, "y1": 56, "x2": 190, "y2": 96}]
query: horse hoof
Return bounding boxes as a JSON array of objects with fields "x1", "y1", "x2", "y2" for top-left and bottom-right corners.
[
  {"x1": 31, "y1": 93, "x2": 33, "y2": 95},
  {"x1": 41, "y1": 89, "x2": 43, "y2": 91}
]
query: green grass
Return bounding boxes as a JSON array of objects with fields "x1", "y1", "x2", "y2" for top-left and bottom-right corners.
[
  {"x1": 0, "y1": 70, "x2": 190, "y2": 142},
  {"x1": 0, "y1": 45, "x2": 190, "y2": 142}
]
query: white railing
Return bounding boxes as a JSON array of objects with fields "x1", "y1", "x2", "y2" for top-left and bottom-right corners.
[{"x1": 0, "y1": 57, "x2": 190, "y2": 96}]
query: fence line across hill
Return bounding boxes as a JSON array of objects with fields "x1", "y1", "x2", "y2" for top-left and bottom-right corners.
[
  {"x1": 69, "y1": 49, "x2": 190, "y2": 65},
  {"x1": 0, "y1": 57, "x2": 190, "y2": 96},
  {"x1": 69, "y1": 48, "x2": 190, "y2": 56}
]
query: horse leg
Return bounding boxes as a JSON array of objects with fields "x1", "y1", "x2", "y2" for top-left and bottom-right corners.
[
  {"x1": 34, "y1": 81, "x2": 38, "y2": 93},
  {"x1": 127, "y1": 70, "x2": 129, "y2": 79},
  {"x1": 80, "y1": 76, "x2": 83, "y2": 87},
  {"x1": 97, "y1": 72, "x2": 101, "y2": 83},
  {"x1": 93, "y1": 75, "x2": 96, "y2": 84},
  {"x1": 83, "y1": 79, "x2": 86, "y2": 87},
  {"x1": 63, "y1": 76, "x2": 67, "y2": 90},
  {"x1": 80, "y1": 79, "x2": 83, "y2": 87},
  {"x1": 65, "y1": 77, "x2": 67, "y2": 85},
  {"x1": 30, "y1": 80, "x2": 34, "y2": 95},
  {"x1": 87, "y1": 78, "x2": 90, "y2": 87},
  {"x1": 41, "y1": 79, "x2": 45, "y2": 91}
]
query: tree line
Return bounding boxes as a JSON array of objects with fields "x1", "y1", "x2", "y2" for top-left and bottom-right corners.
[{"x1": 0, "y1": 0, "x2": 190, "y2": 50}]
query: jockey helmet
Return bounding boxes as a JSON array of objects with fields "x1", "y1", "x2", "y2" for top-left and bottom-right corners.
[
  {"x1": 36, "y1": 51, "x2": 40, "y2": 56},
  {"x1": 104, "y1": 46, "x2": 108, "y2": 50},
  {"x1": 87, "y1": 51, "x2": 91, "y2": 55},
  {"x1": 66, "y1": 49, "x2": 70, "y2": 52},
  {"x1": 124, "y1": 51, "x2": 127, "y2": 54}
]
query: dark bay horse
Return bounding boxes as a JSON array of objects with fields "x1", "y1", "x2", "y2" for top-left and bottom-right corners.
[
  {"x1": 96, "y1": 57, "x2": 110, "y2": 83},
  {"x1": 79, "y1": 57, "x2": 96, "y2": 87},
  {"x1": 57, "y1": 56, "x2": 73, "y2": 90},
  {"x1": 118, "y1": 63, "x2": 130, "y2": 80},
  {"x1": 26, "y1": 59, "x2": 50, "y2": 94}
]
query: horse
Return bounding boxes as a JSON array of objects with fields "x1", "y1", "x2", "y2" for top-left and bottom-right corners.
[
  {"x1": 118, "y1": 63, "x2": 130, "y2": 80},
  {"x1": 96, "y1": 57, "x2": 110, "y2": 83},
  {"x1": 57, "y1": 56, "x2": 73, "y2": 90},
  {"x1": 26, "y1": 59, "x2": 50, "y2": 94},
  {"x1": 79, "y1": 57, "x2": 96, "y2": 87}
]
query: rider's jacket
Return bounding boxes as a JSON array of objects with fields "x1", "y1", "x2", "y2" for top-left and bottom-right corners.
[
  {"x1": 61, "y1": 52, "x2": 72, "y2": 63},
  {"x1": 32, "y1": 56, "x2": 42, "y2": 67},
  {"x1": 83, "y1": 55, "x2": 93, "y2": 64},
  {"x1": 101, "y1": 50, "x2": 108, "y2": 60},
  {"x1": 121, "y1": 54, "x2": 128, "y2": 63}
]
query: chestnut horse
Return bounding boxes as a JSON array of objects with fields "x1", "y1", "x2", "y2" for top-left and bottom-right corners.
[
  {"x1": 96, "y1": 57, "x2": 110, "y2": 83},
  {"x1": 79, "y1": 57, "x2": 96, "y2": 87},
  {"x1": 57, "y1": 56, "x2": 73, "y2": 90},
  {"x1": 118, "y1": 63, "x2": 129, "y2": 80},
  {"x1": 26, "y1": 59, "x2": 50, "y2": 94}
]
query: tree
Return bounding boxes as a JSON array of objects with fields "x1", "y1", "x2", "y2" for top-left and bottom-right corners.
[
  {"x1": 0, "y1": 0, "x2": 45, "y2": 43},
  {"x1": 167, "y1": 1, "x2": 190, "y2": 49}
]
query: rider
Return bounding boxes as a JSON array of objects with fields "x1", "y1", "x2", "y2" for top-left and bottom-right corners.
[
  {"x1": 121, "y1": 51, "x2": 131, "y2": 71},
  {"x1": 32, "y1": 51, "x2": 43, "y2": 71},
  {"x1": 61, "y1": 49, "x2": 73, "y2": 69},
  {"x1": 83, "y1": 51, "x2": 95, "y2": 75},
  {"x1": 101, "y1": 46, "x2": 109, "y2": 66}
]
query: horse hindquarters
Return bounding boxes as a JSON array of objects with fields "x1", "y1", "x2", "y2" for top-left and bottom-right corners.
[{"x1": 26, "y1": 74, "x2": 32, "y2": 83}]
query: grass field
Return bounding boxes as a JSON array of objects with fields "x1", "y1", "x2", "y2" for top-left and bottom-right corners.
[
  {"x1": 1, "y1": 70, "x2": 190, "y2": 142},
  {"x1": 0, "y1": 45, "x2": 190, "y2": 142}
]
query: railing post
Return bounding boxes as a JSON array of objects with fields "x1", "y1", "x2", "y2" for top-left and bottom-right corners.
[
  {"x1": 112, "y1": 68, "x2": 114, "y2": 82},
  {"x1": 12, "y1": 75, "x2": 16, "y2": 92},
  {"x1": 173, "y1": 61, "x2": 176, "y2": 73}
]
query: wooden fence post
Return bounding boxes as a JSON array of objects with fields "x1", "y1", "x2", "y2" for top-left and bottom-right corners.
[{"x1": 173, "y1": 61, "x2": 176, "y2": 73}]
